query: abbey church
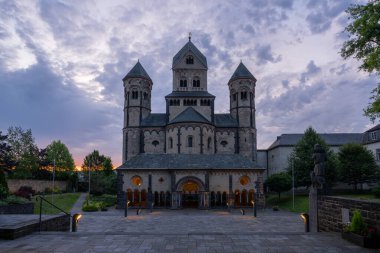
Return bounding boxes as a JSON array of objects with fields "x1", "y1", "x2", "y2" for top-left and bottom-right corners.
[{"x1": 116, "y1": 36, "x2": 265, "y2": 209}]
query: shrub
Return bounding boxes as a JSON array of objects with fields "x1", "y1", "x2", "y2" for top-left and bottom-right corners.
[
  {"x1": 14, "y1": 186, "x2": 35, "y2": 200},
  {"x1": 90, "y1": 173, "x2": 117, "y2": 196},
  {"x1": 372, "y1": 187, "x2": 380, "y2": 198},
  {"x1": 82, "y1": 203, "x2": 98, "y2": 212},
  {"x1": 44, "y1": 187, "x2": 62, "y2": 194},
  {"x1": 0, "y1": 195, "x2": 28, "y2": 206},
  {"x1": 345, "y1": 210, "x2": 367, "y2": 236}
]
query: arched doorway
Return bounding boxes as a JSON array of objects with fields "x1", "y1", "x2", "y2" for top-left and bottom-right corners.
[{"x1": 175, "y1": 176, "x2": 205, "y2": 208}]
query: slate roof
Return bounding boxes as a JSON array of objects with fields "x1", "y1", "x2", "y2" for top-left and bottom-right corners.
[
  {"x1": 229, "y1": 62, "x2": 256, "y2": 82},
  {"x1": 214, "y1": 114, "x2": 238, "y2": 127},
  {"x1": 141, "y1": 114, "x2": 167, "y2": 127},
  {"x1": 169, "y1": 107, "x2": 210, "y2": 124},
  {"x1": 268, "y1": 133, "x2": 363, "y2": 150},
  {"x1": 123, "y1": 61, "x2": 152, "y2": 81},
  {"x1": 165, "y1": 91, "x2": 215, "y2": 98},
  {"x1": 117, "y1": 154, "x2": 263, "y2": 170},
  {"x1": 365, "y1": 124, "x2": 380, "y2": 132},
  {"x1": 172, "y1": 40, "x2": 207, "y2": 68}
]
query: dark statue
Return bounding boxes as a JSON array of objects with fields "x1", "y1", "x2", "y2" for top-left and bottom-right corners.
[{"x1": 310, "y1": 144, "x2": 326, "y2": 190}]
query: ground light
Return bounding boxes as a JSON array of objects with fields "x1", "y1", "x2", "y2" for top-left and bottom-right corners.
[
  {"x1": 72, "y1": 214, "x2": 82, "y2": 232},
  {"x1": 300, "y1": 213, "x2": 309, "y2": 232},
  {"x1": 251, "y1": 200, "x2": 257, "y2": 217},
  {"x1": 124, "y1": 200, "x2": 130, "y2": 218}
]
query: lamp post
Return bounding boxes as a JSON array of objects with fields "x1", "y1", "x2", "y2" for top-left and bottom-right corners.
[
  {"x1": 52, "y1": 158, "x2": 55, "y2": 204},
  {"x1": 87, "y1": 159, "x2": 92, "y2": 206},
  {"x1": 292, "y1": 158, "x2": 295, "y2": 210}
]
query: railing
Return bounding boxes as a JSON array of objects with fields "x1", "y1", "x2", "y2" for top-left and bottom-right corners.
[{"x1": 37, "y1": 196, "x2": 70, "y2": 232}]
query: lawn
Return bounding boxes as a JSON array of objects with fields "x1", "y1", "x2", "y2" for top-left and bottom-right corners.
[
  {"x1": 266, "y1": 193, "x2": 309, "y2": 213},
  {"x1": 33, "y1": 193, "x2": 80, "y2": 214},
  {"x1": 337, "y1": 194, "x2": 380, "y2": 202}
]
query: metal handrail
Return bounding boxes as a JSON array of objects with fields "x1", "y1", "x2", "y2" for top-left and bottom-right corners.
[{"x1": 38, "y1": 195, "x2": 70, "y2": 232}]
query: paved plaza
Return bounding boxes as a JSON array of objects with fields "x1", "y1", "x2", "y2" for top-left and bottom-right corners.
[{"x1": 0, "y1": 207, "x2": 378, "y2": 253}]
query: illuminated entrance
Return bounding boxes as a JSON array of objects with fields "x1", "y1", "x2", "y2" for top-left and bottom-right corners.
[
  {"x1": 182, "y1": 181, "x2": 199, "y2": 208},
  {"x1": 174, "y1": 176, "x2": 206, "y2": 208}
]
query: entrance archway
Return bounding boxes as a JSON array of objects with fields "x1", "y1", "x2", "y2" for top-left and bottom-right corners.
[{"x1": 175, "y1": 176, "x2": 205, "y2": 208}]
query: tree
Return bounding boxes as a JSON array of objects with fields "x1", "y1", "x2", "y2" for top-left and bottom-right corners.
[
  {"x1": 288, "y1": 127, "x2": 338, "y2": 188},
  {"x1": 338, "y1": 143, "x2": 378, "y2": 190},
  {"x1": 340, "y1": 1, "x2": 380, "y2": 121},
  {"x1": 45, "y1": 140, "x2": 75, "y2": 172},
  {"x1": 82, "y1": 150, "x2": 113, "y2": 173},
  {"x1": 0, "y1": 131, "x2": 13, "y2": 199},
  {"x1": 265, "y1": 172, "x2": 292, "y2": 201},
  {"x1": 7, "y1": 126, "x2": 39, "y2": 178}
]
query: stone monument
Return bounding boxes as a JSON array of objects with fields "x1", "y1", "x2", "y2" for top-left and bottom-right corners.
[{"x1": 309, "y1": 144, "x2": 326, "y2": 232}]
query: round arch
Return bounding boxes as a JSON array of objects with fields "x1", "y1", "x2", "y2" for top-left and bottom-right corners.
[{"x1": 175, "y1": 176, "x2": 206, "y2": 192}]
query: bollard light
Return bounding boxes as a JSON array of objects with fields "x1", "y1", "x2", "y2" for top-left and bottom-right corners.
[
  {"x1": 72, "y1": 214, "x2": 82, "y2": 232},
  {"x1": 240, "y1": 209, "x2": 245, "y2": 215},
  {"x1": 300, "y1": 213, "x2": 310, "y2": 232},
  {"x1": 124, "y1": 200, "x2": 130, "y2": 218}
]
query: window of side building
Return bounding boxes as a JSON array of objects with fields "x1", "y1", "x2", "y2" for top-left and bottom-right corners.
[
  {"x1": 371, "y1": 132, "x2": 377, "y2": 141},
  {"x1": 377, "y1": 149, "x2": 380, "y2": 161}
]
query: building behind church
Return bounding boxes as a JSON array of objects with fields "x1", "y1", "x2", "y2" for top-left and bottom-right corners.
[{"x1": 116, "y1": 37, "x2": 265, "y2": 209}]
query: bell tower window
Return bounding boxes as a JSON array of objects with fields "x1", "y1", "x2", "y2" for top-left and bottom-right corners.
[
  {"x1": 192, "y1": 78, "x2": 200, "y2": 87},
  {"x1": 187, "y1": 136, "x2": 193, "y2": 147},
  {"x1": 180, "y1": 79, "x2": 187, "y2": 87},
  {"x1": 186, "y1": 55, "x2": 194, "y2": 64},
  {"x1": 241, "y1": 91, "x2": 248, "y2": 100},
  {"x1": 132, "y1": 91, "x2": 139, "y2": 99}
]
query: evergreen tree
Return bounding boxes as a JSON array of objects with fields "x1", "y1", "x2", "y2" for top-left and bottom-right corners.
[
  {"x1": 338, "y1": 143, "x2": 379, "y2": 190},
  {"x1": 288, "y1": 127, "x2": 338, "y2": 188}
]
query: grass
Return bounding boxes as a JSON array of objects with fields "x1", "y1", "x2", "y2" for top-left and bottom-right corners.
[
  {"x1": 266, "y1": 193, "x2": 309, "y2": 213},
  {"x1": 33, "y1": 193, "x2": 80, "y2": 214},
  {"x1": 83, "y1": 194, "x2": 117, "y2": 211}
]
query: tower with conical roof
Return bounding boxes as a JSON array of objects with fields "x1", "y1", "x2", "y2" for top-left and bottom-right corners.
[
  {"x1": 122, "y1": 61, "x2": 153, "y2": 162},
  {"x1": 228, "y1": 62, "x2": 257, "y2": 161}
]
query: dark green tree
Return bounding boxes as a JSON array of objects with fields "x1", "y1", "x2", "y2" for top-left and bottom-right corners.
[
  {"x1": 7, "y1": 126, "x2": 39, "y2": 178},
  {"x1": 340, "y1": 1, "x2": 380, "y2": 121},
  {"x1": 265, "y1": 172, "x2": 292, "y2": 201},
  {"x1": 45, "y1": 140, "x2": 75, "y2": 172},
  {"x1": 82, "y1": 150, "x2": 113, "y2": 173},
  {"x1": 0, "y1": 131, "x2": 13, "y2": 199},
  {"x1": 338, "y1": 143, "x2": 378, "y2": 190},
  {"x1": 288, "y1": 127, "x2": 338, "y2": 188}
]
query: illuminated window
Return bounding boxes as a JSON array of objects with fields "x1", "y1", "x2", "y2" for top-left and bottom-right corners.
[
  {"x1": 131, "y1": 176, "x2": 142, "y2": 186},
  {"x1": 239, "y1": 175, "x2": 250, "y2": 186}
]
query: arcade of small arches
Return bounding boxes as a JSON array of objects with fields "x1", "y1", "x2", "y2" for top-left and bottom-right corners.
[
  {"x1": 124, "y1": 175, "x2": 257, "y2": 209},
  {"x1": 168, "y1": 99, "x2": 211, "y2": 107}
]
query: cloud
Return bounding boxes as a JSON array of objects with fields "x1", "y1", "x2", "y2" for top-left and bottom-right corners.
[
  {"x1": 300, "y1": 60, "x2": 321, "y2": 83},
  {"x1": 255, "y1": 44, "x2": 282, "y2": 65}
]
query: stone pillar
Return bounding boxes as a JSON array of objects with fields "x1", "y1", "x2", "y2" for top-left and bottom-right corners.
[
  {"x1": 309, "y1": 187, "x2": 318, "y2": 232},
  {"x1": 116, "y1": 170, "x2": 125, "y2": 209}
]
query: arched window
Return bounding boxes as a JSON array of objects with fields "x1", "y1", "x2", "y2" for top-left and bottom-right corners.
[
  {"x1": 232, "y1": 93, "x2": 237, "y2": 101},
  {"x1": 207, "y1": 137, "x2": 212, "y2": 149},
  {"x1": 188, "y1": 136, "x2": 193, "y2": 147},
  {"x1": 241, "y1": 91, "x2": 248, "y2": 100},
  {"x1": 169, "y1": 137, "x2": 173, "y2": 149},
  {"x1": 143, "y1": 92, "x2": 148, "y2": 100},
  {"x1": 221, "y1": 140, "x2": 228, "y2": 147},
  {"x1": 186, "y1": 55, "x2": 194, "y2": 64},
  {"x1": 152, "y1": 140, "x2": 159, "y2": 147},
  {"x1": 193, "y1": 77, "x2": 200, "y2": 87},
  {"x1": 132, "y1": 91, "x2": 138, "y2": 99},
  {"x1": 180, "y1": 79, "x2": 187, "y2": 87}
]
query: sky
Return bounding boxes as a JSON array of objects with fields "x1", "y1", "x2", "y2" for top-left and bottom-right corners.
[{"x1": 0, "y1": 0, "x2": 378, "y2": 168}]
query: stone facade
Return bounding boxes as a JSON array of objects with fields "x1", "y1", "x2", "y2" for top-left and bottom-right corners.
[
  {"x1": 117, "y1": 37, "x2": 264, "y2": 209},
  {"x1": 318, "y1": 196, "x2": 380, "y2": 234},
  {"x1": 0, "y1": 203, "x2": 34, "y2": 214}
]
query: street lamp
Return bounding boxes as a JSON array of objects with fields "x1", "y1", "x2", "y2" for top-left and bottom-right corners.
[
  {"x1": 87, "y1": 159, "x2": 92, "y2": 206},
  {"x1": 292, "y1": 157, "x2": 299, "y2": 210}
]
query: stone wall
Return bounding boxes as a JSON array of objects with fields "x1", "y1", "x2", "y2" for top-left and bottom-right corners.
[
  {"x1": 318, "y1": 196, "x2": 380, "y2": 233},
  {"x1": 0, "y1": 203, "x2": 34, "y2": 214},
  {"x1": 7, "y1": 179, "x2": 68, "y2": 193}
]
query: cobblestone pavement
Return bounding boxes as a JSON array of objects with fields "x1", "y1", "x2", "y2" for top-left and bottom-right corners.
[{"x1": 0, "y1": 208, "x2": 378, "y2": 252}]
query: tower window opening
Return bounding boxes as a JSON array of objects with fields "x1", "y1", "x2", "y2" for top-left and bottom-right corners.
[
  {"x1": 169, "y1": 137, "x2": 173, "y2": 149},
  {"x1": 241, "y1": 91, "x2": 248, "y2": 100},
  {"x1": 188, "y1": 136, "x2": 193, "y2": 147},
  {"x1": 184, "y1": 99, "x2": 197, "y2": 106},
  {"x1": 232, "y1": 93, "x2": 237, "y2": 101},
  {"x1": 186, "y1": 55, "x2": 194, "y2": 64},
  {"x1": 180, "y1": 79, "x2": 187, "y2": 87},
  {"x1": 132, "y1": 91, "x2": 139, "y2": 99},
  {"x1": 152, "y1": 140, "x2": 159, "y2": 147},
  {"x1": 193, "y1": 79, "x2": 200, "y2": 87},
  {"x1": 201, "y1": 99, "x2": 210, "y2": 106},
  {"x1": 221, "y1": 140, "x2": 228, "y2": 147},
  {"x1": 143, "y1": 92, "x2": 148, "y2": 100},
  {"x1": 207, "y1": 137, "x2": 212, "y2": 149}
]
